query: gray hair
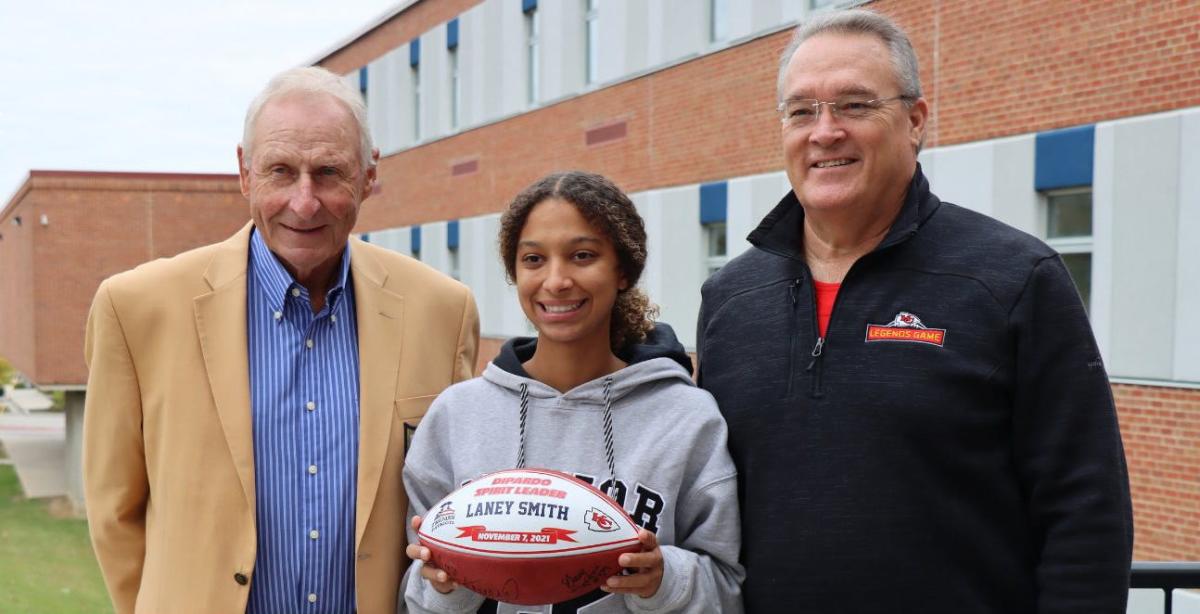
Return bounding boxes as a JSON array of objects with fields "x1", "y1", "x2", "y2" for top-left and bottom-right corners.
[
  {"x1": 241, "y1": 66, "x2": 374, "y2": 169},
  {"x1": 776, "y1": 9, "x2": 922, "y2": 103}
]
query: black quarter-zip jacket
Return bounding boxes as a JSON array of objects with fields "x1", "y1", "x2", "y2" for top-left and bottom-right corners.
[{"x1": 697, "y1": 166, "x2": 1133, "y2": 614}]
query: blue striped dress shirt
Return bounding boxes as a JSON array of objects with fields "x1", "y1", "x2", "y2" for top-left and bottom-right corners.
[{"x1": 245, "y1": 229, "x2": 360, "y2": 614}]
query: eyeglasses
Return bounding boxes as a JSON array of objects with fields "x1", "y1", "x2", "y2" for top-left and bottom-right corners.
[{"x1": 777, "y1": 95, "x2": 913, "y2": 127}]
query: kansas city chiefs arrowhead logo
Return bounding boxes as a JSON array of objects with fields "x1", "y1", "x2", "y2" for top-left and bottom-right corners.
[
  {"x1": 865, "y1": 311, "x2": 947, "y2": 346},
  {"x1": 584, "y1": 507, "x2": 619, "y2": 532}
]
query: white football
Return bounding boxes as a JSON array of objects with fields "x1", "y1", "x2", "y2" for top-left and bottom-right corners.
[{"x1": 417, "y1": 468, "x2": 642, "y2": 605}]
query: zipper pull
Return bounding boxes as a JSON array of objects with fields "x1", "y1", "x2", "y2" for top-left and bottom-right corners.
[
  {"x1": 788, "y1": 278, "x2": 801, "y2": 305},
  {"x1": 806, "y1": 337, "x2": 825, "y2": 371}
]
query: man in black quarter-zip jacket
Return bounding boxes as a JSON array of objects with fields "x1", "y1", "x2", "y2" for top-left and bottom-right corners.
[{"x1": 697, "y1": 9, "x2": 1132, "y2": 614}]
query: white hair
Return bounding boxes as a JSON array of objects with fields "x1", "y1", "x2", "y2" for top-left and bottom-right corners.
[
  {"x1": 776, "y1": 9, "x2": 923, "y2": 103},
  {"x1": 241, "y1": 66, "x2": 374, "y2": 169}
]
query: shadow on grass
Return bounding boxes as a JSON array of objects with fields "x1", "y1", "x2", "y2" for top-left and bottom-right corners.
[{"x1": 0, "y1": 462, "x2": 113, "y2": 613}]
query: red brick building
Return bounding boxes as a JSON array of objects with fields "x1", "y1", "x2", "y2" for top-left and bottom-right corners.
[
  {"x1": 0, "y1": 0, "x2": 1194, "y2": 568},
  {"x1": 0, "y1": 171, "x2": 248, "y2": 387},
  {"x1": 313, "y1": 0, "x2": 1200, "y2": 564}
]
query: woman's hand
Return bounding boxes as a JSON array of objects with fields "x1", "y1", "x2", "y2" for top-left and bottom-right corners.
[
  {"x1": 405, "y1": 515, "x2": 457, "y2": 594},
  {"x1": 602, "y1": 529, "x2": 663, "y2": 598}
]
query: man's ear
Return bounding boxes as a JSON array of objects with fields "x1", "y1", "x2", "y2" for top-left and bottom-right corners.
[
  {"x1": 237, "y1": 145, "x2": 251, "y2": 198},
  {"x1": 364, "y1": 147, "x2": 380, "y2": 198},
  {"x1": 907, "y1": 97, "x2": 930, "y2": 152}
]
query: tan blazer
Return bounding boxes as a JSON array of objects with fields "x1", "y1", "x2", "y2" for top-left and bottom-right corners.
[{"x1": 83, "y1": 223, "x2": 479, "y2": 614}]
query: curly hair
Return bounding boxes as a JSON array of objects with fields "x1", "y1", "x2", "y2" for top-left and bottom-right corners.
[{"x1": 499, "y1": 171, "x2": 659, "y2": 351}]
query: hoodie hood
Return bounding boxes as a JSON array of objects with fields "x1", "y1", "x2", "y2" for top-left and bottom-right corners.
[{"x1": 485, "y1": 322, "x2": 695, "y2": 405}]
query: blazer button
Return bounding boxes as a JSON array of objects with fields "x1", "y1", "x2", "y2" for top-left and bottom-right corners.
[{"x1": 234, "y1": 573, "x2": 249, "y2": 586}]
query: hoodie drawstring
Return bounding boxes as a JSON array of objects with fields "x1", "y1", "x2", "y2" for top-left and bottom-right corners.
[
  {"x1": 600, "y1": 377, "x2": 619, "y2": 498},
  {"x1": 513, "y1": 377, "x2": 621, "y2": 501},
  {"x1": 515, "y1": 383, "x2": 530, "y2": 469}
]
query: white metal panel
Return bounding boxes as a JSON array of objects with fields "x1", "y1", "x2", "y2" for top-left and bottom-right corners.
[
  {"x1": 727, "y1": 0, "x2": 754, "y2": 42},
  {"x1": 921, "y1": 141, "x2": 996, "y2": 217},
  {"x1": 920, "y1": 135, "x2": 1036, "y2": 235},
  {"x1": 1174, "y1": 109, "x2": 1200, "y2": 383},
  {"x1": 1102, "y1": 113, "x2": 1180, "y2": 380},
  {"x1": 421, "y1": 221, "x2": 450, "y2": 275},
  {"x1": 636, "y1": 184, "x2": 704, "y2": 350},
  {"x1": 779, "y1": 0, "x2": 807, "y2": 24},
  {"x1": 621, "y1": 1, "x2": 650, "y2": 77},
  {"x1": 750, "y1": 0, "x2": 789, "y2": 32},
  {"x1": 499, "y1": 0, "x2": 529, "y2": 114},
  {"x1": 420, "y1": 26, "x2": 449, "y2": 139},
  {"x1": 596, "y1": 0, "x2": 628, "y2": 84},
  {"x1": 989, "y1": 135, "x2": 1038, "y2": 235},
  {"x1": 394, "y1": 42, "x2": 418, "y2": 147},
  {"x1": 727, "y1": 171, "x2": 789, "y2": 259},
  {"x1": 1092, "y1": 123, "x2": 1115, "y2": 364},
  {"x1": 460, "y1": 213, "x2": 528, "y2": 339},
  {"x1": 459, "y1": 4, "x2": 486, "y2": 128},
  {"x1": 648, "y1": 0, "x2": 707, "y2": 67},
  {"x1": 366, "y1": 50, "x2": 402, "y2": 155},
  {"x1": 365, "y1": 227, "x2": 412, "y2": 255},
  {"x1": 538, "y1": 0, "x2": 585, "y2": 100}
]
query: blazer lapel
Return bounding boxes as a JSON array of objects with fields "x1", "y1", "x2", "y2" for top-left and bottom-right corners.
[
  {"x1": 194, "y1": 223, "x2": 256, "y2": 512},
  {"x1": 350, "y1": 240, "x2": 405, "y2": 547}
]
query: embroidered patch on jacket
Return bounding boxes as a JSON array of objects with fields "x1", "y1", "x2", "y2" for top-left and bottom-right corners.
[
  {"x1": 404, "y1": 422, "x2": 418, "y2": 457},
  {"x1": 865, "y1": 311, "x2": 947, "y2": 347}
]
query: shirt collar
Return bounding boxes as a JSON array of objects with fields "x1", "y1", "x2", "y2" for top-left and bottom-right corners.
[{"x1": 249, "y1": 226, "x2": 352, "y2": 312}]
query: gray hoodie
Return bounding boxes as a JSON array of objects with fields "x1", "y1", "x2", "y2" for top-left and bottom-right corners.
[{"x1": 401, "y1": 329, "x2": 743, "y2": 613}]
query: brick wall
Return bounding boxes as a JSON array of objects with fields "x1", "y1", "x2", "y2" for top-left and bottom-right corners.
[
  {"x1": 0, "y1": 171, "x2": 248, "y2": 386},
  {"x1": 341, "y1": 0, "x2": 1200, "y2": 231},
  {"x1": 1115, "y1": 382, "x2": 1200, "y2": 561},
  {"x1": 0, "y1": 182, "x2": 38, "y2": 383}
]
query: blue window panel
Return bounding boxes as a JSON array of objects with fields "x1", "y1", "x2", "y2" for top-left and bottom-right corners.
[
  {"x1": 447, "y1": 220, "x2": 460, "y2": 249},
  {"x1": 447, "y1": 18, "x2": 459, "y2": 49},
  {"x1": 1035, "y1": 125, "x2": 1094, "y2": 191},
  {"x1": 358, "y1": 67, "x2": 368, "y2": 96},
  {"x1": 410, "y1": 39, "x2": 421, "y2": 67},
  {"x1": 699, "y1": 181, "x2": 728, "y2": 225},
  {"x1": 523, "y1": 0, "x2": 537, "y2": 13},
  {"x1": 411, "y1": 226, "x2": 422, "y2": 253}
]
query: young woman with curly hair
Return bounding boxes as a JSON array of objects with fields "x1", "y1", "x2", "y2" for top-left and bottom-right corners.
[{"x1": 401, "y1": 170, "x2": 744, "y2": 613}]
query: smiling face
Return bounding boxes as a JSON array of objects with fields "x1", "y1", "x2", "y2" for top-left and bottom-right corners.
[
  {"x1": 238, "y1": 91, "x2": 377, "y2": 288},
  {"x1": 780, "y1": 32, "x2": 927, "y2": 217},
  {"x1": 514, "y1": 198, "x2": 628, "y2": 351}
]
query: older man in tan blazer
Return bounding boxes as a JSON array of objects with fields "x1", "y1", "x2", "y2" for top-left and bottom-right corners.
[{"x1": 83, "y1": 67, "x2": 478, "y2": 614}]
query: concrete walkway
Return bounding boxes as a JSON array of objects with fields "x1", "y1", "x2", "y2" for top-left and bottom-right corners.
[{"x1": 0, "y1": 411, "x2": 66, "y2": 498}]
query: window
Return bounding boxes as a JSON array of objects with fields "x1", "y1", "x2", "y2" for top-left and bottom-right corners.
[
  {"x1": 410, "y1": 226, "x2": 422, "y2": 261},
  {"x1": 810, "y1": 0, "x2": 841, "y2": 8},
  {"x1": 585, "y1": 0, "x2": 599, "y2": 84},
  {"x1": 704, "y1": 222, "x2": 728, "y2": 276},
  {"x1": 1044, "y1": 188, "x2": 1093, "y2": 312},
  {"x1": 699, "y1": 181, "x2": 729, "y2": 276},
  {"x1": 709, "y1": 0, "x2": 729, "y2": 43},
  {"x1": 410, "y1": 39, "x2": 422, "y2": 141},
  {"x1": 525, "y1": 8, "x2": 540, "y2": 105},
  {"x1": 412, "y1": 66, "x2": 421, "y2": 141},
  {"x1": 358, "y1": 67, "x2": 368, "y2": 102},
  {"x1": 449, "y1": 49, "x2": 460, "y2": 130},
  {"x1": 447, "y1": 220, "x2": 461, "y2": 280},
  {"x1": 447, "y1": 18, "x2": 460, "y2": 130}
]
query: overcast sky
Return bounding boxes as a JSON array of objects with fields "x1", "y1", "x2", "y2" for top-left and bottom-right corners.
[{"x1": 0, "y1": 0, "x2": 400, "y2": 203}]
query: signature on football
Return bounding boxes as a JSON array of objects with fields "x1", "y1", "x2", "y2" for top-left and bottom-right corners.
[{"x1": 561, "y1": 565, "x2": 615, "y2": 592}]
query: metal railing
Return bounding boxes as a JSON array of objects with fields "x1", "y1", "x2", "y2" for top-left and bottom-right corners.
[{"x1": 1131, "y1": 562, "x2": 1200, "y2": 614}]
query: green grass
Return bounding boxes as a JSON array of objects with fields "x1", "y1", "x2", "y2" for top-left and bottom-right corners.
[{"x1": 0, "y1": 462, "x2": 113, "y2": 614}]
